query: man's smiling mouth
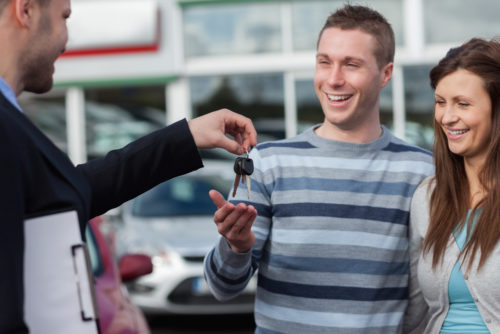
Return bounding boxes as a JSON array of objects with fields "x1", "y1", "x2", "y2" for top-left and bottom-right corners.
[{"x1": 327, "y1": 94, "x2": 352, "y2": 102}]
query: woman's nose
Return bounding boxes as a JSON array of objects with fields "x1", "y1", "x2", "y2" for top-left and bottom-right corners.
[{"x1": 440, "y1": 106, "x2": 459, "y2": 125}]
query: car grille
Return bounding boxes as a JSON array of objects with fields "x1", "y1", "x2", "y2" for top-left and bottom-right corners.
[{"x1": 168, "y1": 278, "x2": 254, "y2": 305}]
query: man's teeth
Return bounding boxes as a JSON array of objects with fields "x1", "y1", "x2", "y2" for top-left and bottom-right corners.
[
  {"x1": 327, "y1": 94, "x2": 350, "y2": 101},
  {"x1": 448, "y1": 129, "x2": 468, "y2": 136}
]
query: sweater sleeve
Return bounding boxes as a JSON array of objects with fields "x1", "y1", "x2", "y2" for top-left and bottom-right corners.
[
  {"x1": 203, "y1": 237, "x2": 255, "y2": 301},
  {"x1": 403, "y1": 178, "x2": 432, "y2": 333},
  {"x1": 203, "y1": 148, "x2": 271, "y2": 301}
]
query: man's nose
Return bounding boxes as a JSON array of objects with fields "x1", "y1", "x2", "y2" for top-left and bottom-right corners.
[{"x1": 327, "y1": 65, "x2": 345, "y2": 87}]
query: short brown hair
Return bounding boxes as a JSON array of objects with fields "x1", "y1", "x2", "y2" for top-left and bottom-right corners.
[{"x1": 317, "y1": 4, "x2": 395, "y2": 69}]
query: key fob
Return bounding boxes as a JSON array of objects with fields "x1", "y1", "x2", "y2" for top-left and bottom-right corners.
[
  {"x1": 234, "y1": 157, "x2": 253, "y2": 175},
  {"x1": 241, "y1": 158, "x2": 254, "y2": 175},
  {"x1": 234, "y1": 157, "x2": 243, "y2": 175}
]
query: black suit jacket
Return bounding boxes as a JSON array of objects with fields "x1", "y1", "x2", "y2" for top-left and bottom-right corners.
[{"x1": 0, "y1": 92, "x2": 203, "y2": 333}]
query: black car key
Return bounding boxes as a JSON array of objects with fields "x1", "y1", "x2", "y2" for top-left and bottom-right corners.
[{"x1": 232, "y1": 154, "x2": 254, "y2": 199}]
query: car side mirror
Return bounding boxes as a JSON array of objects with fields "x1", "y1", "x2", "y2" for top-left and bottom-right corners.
[{"x1": 119, "y1": 254, "x2": 153, "y2": 282}]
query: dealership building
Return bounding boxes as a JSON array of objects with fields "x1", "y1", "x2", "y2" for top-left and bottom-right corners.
[{"x1": 19, "y1": 0, "x2": 500, "y2": 163}]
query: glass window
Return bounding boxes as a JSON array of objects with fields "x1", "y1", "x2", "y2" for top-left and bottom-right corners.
[
  {"x1": 183, "y1": 3, "x2": 282, "y2": 57},
  {"x1": 424, "y1": 0, "x2": 500, "y2": 44},
  {"x1": 292, "y1": 0, "x2": 404, "y2": 51},
  {"x1": 190, "y1": 74, "x2": 285, "y2": 142},
  {"x1": 296, "y1": 79, "x2": 322, "y2": 127},
  {"x1": 20, "y1": 91, "x2": 68, "y2": 153},
  {"x1": 84, "y1": 86, "x2": 166, "y2": 160},
  {"x1": 403, "y1": 65, "x2": 435, "y2": 149}
]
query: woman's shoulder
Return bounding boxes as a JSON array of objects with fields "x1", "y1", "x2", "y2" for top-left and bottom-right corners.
[
  {"x1": 413, "y1": 176, "x2": 435, "y2": 202},
  {"x1": 410, "y1": 176, "x2": 434, "y2": 231}
]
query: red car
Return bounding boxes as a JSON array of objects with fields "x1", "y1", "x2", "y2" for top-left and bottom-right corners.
[{"x1": 87, "y1": 217, "x2": 152, "y2": 334}]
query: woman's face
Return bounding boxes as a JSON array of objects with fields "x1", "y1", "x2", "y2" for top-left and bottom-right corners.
[{"x1": 434, "y1": 69, "x2": 492, "y2": 166}]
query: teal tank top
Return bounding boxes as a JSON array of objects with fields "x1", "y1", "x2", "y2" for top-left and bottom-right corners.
[{"x1": 440, "y1": 211, "x2": 489, "y2": 333}]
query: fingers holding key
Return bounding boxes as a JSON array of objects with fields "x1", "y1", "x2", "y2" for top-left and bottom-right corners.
[{"x1": 188, "y1": 109, "x2": 257, "y2": 155}]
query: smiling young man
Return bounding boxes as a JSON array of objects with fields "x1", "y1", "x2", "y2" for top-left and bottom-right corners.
[
  {"x1": 314, "y1": 26, "x2": 393, "y2": 143},
  {"x1": 0, "y1": 0, "x2": 256, "y2": 332},
  {"x1": 204, "y1": 5, "x2": 434, "y2": 334}
]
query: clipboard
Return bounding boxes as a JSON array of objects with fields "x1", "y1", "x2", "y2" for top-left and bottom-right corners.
[{"x1": 24, "y1": 210, "x2": 100, "y2": 334}]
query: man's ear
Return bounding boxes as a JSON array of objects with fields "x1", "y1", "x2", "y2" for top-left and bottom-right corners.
[
  {"x1": 12, "y1": 0, "x2": 35, "y2": 28},
  {"x1": 380, "y1": 62, "x2": 393, "y2": 89}
]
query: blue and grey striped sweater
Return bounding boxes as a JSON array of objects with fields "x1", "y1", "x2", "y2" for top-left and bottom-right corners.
[{"x1": 204, "y1": 126, "x2": 434, "y2": 334}]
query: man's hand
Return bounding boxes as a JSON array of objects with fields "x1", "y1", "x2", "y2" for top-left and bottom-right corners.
[
  {"x1": 209, "y1": 190, "x2": 257, "y2": 253},
  {"x1": 188, "y1": 109, "x2": 257, "y2": 155}
]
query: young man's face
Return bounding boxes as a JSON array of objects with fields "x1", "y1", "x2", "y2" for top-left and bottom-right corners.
[
  {"x1": 21, "y1": 0, "x2": 71, "y2": 94},
  {"x1": 314, "y1": 28, "x2": 392, "y2": 135}
]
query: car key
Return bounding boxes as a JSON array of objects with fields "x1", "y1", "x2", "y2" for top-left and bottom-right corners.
[
  {"x1": 232, "y1": 152, "x2": 254, "y2": 199},
  {"x1": 241, "y1": 156, "x2": 253, "y2": 200}
]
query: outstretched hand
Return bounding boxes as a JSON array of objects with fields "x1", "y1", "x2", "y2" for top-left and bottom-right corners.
[
  {"x1": 188, "y1": 109, "x2": 257, "y2": 155},
  {"x1": 209, "y1": 190, "x2": 257, "y2": 253}
]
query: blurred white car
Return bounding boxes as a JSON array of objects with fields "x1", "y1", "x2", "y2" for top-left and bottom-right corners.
[{"x1": 113, "y1": 161, "x2": 256, "y2": 315}]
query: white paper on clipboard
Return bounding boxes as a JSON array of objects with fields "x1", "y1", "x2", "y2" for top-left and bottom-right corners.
[{"x1": 24, "y1": 210, "x2": 99, "y2": 334}]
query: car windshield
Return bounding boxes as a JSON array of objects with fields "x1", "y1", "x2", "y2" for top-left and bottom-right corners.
[{"x1": 131, "y1": 175, "x2": 230, "y2": 217}]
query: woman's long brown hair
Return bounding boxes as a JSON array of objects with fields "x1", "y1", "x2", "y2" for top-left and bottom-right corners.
[{"x1": 423, "y1": 38, "x2": 500, "y2": 272}]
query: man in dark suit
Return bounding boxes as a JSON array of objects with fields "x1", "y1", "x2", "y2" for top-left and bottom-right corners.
[{"x1": 0, "y1": 0, "x2": 257, "y2": 332}]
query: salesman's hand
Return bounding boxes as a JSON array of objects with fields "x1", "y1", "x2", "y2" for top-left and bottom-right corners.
[
  {"x1": 209, "y1": 190, "x2": 257, "y2": 253},
  {"x1": 188, "y1": 109, "x2": 257, "y2": 155}
]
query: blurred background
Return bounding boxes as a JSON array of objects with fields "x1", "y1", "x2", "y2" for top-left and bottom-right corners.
[
  {"x1": 19, "y1": 0, "x2": 500, "y2": 164},
  {"x1": 18, "y1": 0, "x2": 500, "y2": 333}
]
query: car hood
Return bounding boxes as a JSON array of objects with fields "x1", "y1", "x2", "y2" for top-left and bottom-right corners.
[{"x1": 121, "y1": 215, "x2": 219, "y2": 257}]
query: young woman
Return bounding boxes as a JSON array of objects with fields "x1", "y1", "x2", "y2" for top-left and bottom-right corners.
[{"x1": 404, "y1": 38, "x2": 500, "y2": 333}]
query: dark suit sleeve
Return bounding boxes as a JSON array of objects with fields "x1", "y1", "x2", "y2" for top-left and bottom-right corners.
[
  {"x1": 0, "y1": 121, "x2": 29, "y2": 333},
  {"x1": 78, "y1": 119, "x2": 204, "y2": 218}
]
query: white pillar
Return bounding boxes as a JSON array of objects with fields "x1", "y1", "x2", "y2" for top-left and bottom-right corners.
[
  {"x1": 167, "y1": 77, "x2": 191, "y2": 124},
  {"x1": 392, "y1": 65, "x2": 406, "y2": 140},
  {"x1": 66, "y1": 87, "x2": 87, "y2": 164},
  {"x1": 284, "y1": 73, "x2": 298, "y2": 138},
  {"x1": 281, "y1": 3, "x2": 297, "y2": 138},
  {"x1": 404, "y1": 0, "x2": 425, "y2": 58}
]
